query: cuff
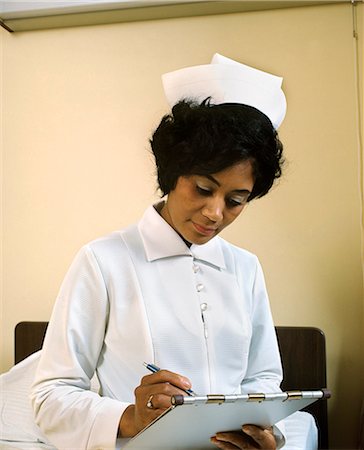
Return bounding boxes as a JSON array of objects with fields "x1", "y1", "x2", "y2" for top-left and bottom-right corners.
[
  {"x1": 87, "y1": 399, "x2": 131, "y2": 449},
  {"x1": 273, "y1": 420, "x2": 286, "y2": 449}
]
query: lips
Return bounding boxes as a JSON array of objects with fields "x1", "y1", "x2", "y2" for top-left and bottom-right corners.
[{"x1": 192, "y1": 222, "x2": 218, "y2": 236}]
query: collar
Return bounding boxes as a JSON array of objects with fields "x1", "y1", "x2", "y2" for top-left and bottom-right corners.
[{"x1": 138, "y1": 204, "x2": 226, "y2": 269}]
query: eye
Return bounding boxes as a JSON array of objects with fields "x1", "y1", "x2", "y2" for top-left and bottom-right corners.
[
  {"x1": 196, "y1": 185, "x2": 212, "y2": 196},
  {"x1": 227, "y1": 197, "x2": 247, "y2": 208}
]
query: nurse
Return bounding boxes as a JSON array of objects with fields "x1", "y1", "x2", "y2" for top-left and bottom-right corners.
[{"x1": 31, "y1": 55, "x2": 286, "y2": 450}]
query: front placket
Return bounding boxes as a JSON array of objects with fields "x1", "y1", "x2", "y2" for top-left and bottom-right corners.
[{"x1": 192, "y1": 256, "x2": 213, "y2": 392}]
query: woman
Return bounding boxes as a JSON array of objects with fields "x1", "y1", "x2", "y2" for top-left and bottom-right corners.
[
  {"x1": 118, "y1": 100, "x2": 285, "y2": 449},
  {"x1": 31, "y1": 93, "x2": 285, "y2": 449}
]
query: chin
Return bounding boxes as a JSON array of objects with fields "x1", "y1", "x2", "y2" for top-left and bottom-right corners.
[
  {"x1": 182, "y1": 225, "x2": 218, "y2": 245},
  {"x1": 190, "y1": 235, "x2": 214, "y2": 245}
]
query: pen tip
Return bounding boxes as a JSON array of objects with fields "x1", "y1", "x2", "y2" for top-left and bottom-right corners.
[{"x1": 142, "y1": 362, "x2": 148, "y2": 367}]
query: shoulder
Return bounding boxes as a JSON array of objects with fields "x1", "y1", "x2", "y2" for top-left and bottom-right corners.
[
  {"x1": 73, "y1": 223, "x2": 139, "y2": 272},
  {"x1": 87, "y1": 230, "x2": 125, "y2": 252},
  {"x1": 216, "y1": 237, "x2": 262, "y2": 287},
  {"x1": 217, "y1": 236, "x2": 259, "y2": 266}
]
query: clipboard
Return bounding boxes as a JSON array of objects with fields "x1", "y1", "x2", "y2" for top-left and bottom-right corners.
[{"x1": 123, "y1": 389, "x2": 330, "y2": 450}]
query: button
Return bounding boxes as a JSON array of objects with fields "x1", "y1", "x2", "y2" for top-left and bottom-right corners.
[
  {"x1": 200, "y1": 302, "x2": 208, "y2": 311},
  {"x1": 196, "y1": 283, "x2": 204, "y2": 292},
  {"x1": 193, "y1": 264, "x2": 200, "y2": 273}
]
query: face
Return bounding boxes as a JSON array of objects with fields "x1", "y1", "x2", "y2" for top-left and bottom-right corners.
[{"x1": 160, "y1": 160, "x2": 255, "y2": 245}]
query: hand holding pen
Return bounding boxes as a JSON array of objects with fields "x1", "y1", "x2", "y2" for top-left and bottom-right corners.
[
  {"x1": 118, "y1": 362, "x2": 197, "y2": 438},
  {"x1": 143, "y1": 362, "x2": 197, "y2": 397}
]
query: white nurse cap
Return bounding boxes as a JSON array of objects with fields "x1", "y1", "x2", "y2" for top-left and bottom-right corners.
[{"x1": 162, "y1": 53, "x2": 287, "y2": 129}]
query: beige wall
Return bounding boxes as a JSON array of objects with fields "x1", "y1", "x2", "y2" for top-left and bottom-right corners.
[
  {"x1": 359, "y1": 3, "x2": 364, "y2": 382},
  {"x1": 361, "y1": 5, "x2": 364, "y2": 400},
  {"x1": 1, "y1": 3, "x2": 363, "y2": 447}
]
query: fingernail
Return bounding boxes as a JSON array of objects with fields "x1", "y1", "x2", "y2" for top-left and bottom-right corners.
[
  {"x1": 242, "y1": 425, "x2": 251, "y2": 433},
  {"x1": 182, "y1": 379, "x2": 191, "y2": 388}
]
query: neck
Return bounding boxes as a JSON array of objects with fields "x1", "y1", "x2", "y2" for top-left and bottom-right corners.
[{"x1": 155, "y1": 201, "x2": 192, "y2": 248}]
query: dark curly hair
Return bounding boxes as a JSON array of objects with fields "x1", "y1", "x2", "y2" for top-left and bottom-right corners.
[{"x1": 150, "y1": 99, "x2": 284, "y2": 201}]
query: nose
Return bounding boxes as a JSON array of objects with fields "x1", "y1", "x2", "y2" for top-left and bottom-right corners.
[{"x1": 202, "y1": 197, "x2": 224, "y2": 223}]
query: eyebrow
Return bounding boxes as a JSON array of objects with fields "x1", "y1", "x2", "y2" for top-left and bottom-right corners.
[{"x1": 204, "y1": 174, "x2": 252, "y2": 194}]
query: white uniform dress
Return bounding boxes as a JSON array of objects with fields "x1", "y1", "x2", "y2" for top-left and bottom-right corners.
[{"x1": 31, "y1": 204, "x2": 283, "y2": 450}]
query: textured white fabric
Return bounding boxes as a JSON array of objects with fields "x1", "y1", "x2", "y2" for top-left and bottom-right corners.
[
  {"x1": 162, "y1": 53, "x2": 287, "y2": 129},
  {"x1": 0, "y1": 351, "x2": 99, "y2": 448},
  {"x1": 0, "y1": 443, "x2": 55, "y2": 450},
  {"x1": 0, "y1": 352, "x2": 50, "y2": 445},
  {"x1": 281, "y1": 412, "x2": 318, "y2": 449},
  {"x1": 0, "y1": 353, "x2": 317, "y2": 450},
  {"x1": 31, "y1": 205, "x2": 283, "y2": 449}
]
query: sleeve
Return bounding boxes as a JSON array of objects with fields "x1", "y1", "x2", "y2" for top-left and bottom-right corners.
[
  {"x1": 30, "y1": 245, "x2": 129, "y2": 450},
  {"x1": 240, "y1": 257, "x2": 286, "y2": 448}
]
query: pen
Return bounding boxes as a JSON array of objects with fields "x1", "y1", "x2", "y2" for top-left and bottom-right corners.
[{"x1": 143, "y1": 362, "x2": 197, "y2": 396}]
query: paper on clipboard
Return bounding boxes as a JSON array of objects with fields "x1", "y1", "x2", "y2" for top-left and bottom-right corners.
[{"x1": 123, "y1": 390, "x2": 330, "y2": 450}]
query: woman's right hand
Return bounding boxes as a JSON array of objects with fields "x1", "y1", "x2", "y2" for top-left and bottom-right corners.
[{"x1": 118, "y1": 369, "x2": 193, "y2": 438}]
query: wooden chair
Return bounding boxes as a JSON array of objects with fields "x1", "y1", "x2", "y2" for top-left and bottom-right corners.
[{"x1": 15, "y1": 322, "x2": 329, "y2": 448}]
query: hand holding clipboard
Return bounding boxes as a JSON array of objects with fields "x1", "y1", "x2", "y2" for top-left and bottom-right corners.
[
  {"x1": 124, "y1": 389, "x2": 330, "y2": 450},
  {"x1": 143, "y1": 362, "x2": 276, "y2": 449},
  {"x1": 120, "y1": 363, "x2": 331, "y2": 450},
  {"x1": 121, "y1": 363, "x2": 330, "y2": 449}
]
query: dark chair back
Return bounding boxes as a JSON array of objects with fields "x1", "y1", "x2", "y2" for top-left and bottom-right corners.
[
  {"x1": 15, "y1": 322, "x2": 329, "y2": 448},
  {"x1": 15, "y1": 321, "x2": 48, "y2": 365},
  {"x1": 275, "y1": 326, "x2": 328, "y2": 449}
]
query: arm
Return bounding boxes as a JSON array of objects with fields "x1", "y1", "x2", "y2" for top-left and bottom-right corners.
[
  {"x1": 241, "y1": 257, "x2": 282, "y2": 393},
  {"x1": 118, "y1": 370, "x2": 193, "y2": 438},
  {"x1": 30, "y1": 246, "x2": 126, "y2": 449}
]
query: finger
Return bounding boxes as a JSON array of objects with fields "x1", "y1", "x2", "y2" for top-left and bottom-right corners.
[
  {"x1": 144, "y1": 392, "x2": 175, "y2": 410},
  {"x1": 242, "y1": 425, "x2": 276, "y2": 449},
  {"x1": 141, "y1": 369, "x2": 192, "y2": 391},
  {"x1": 213, "y1": 431, "x2": 255, "y2": 449},
  {"x1": 135, "y1": 379, "x2": 189, "y2": 404},
  {"x1": 211, "y1": 436, "x2": 240, "y2": 450},
  {"x1": 133, "y1": 393, "x2": 170, "y2": 434}
]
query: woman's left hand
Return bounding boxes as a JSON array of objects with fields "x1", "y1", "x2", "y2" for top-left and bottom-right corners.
[{"x1": 211, "y1": 425, "x2": 276, "y2": 449}]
